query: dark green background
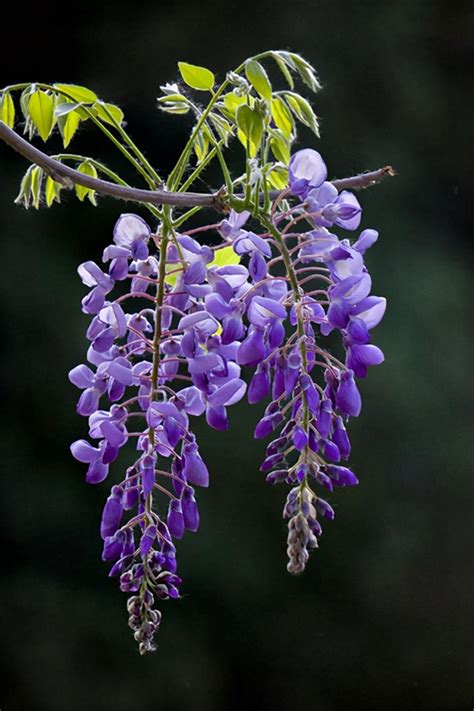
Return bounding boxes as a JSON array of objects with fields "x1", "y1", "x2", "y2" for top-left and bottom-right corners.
[{"x1": 1, "y1": 1, "x2": 472, "y2": 709}]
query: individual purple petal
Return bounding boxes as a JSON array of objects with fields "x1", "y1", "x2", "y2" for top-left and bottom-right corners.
[
  {"x1": 292, "y1": 426, "x2": 308, "y2": 451},
  {"x1": 248, "y1": 367, "x2": 270, "y2": 404},
  {"x1": 219, "y1": 209, "x2": 250, "y2": 239},
  {"x1": 353, "y1": 228, "x2": 378, "y2": 254},
  {"x1": 86, "y1": 459, "x2": 109, "y2": 484},
  {"x1": 336, "y1": 370, "x2": 362, "y2": 417},
  {"x1": 208, "y1": 378, "x2": 247, "y2": 407},
  {"x1": 327, "y1": 465, "x2": 359, "y2": 487},
  {"x1": 100, "y1": 486, "x2": 124, "y2": 539},
  {"x1": 107, "y1": 358, "x2": 134, "y2": 386},
  {"x1": 114, "y1": 213, "x2": 151, "y2": 248},
  {"x1": 351, "y1": 296, "x2": 387, "y2": 330},
  {"x1": 69, "y1": 364, "x2": 95, "y2": 390},
  {"x1": 289, "y1": 149, "x2": 327, "y2": 198},
  {"x1": 181, "y1": 486, "x2": 199, "y2": 532},
  {"x1": 315, "y1": 497, "x2": 335, "y2": 520},
  {"x1": 70, "y1": 439, "x2": 100, "y2": 463},
  {"x1": 140, "y1": 525, "x2": 157, "y2": 557},
  {"x1": 77, "y1": 388, "x2": 100, "y2": 416},
  {"x1": 237, "y1": 328, "x2": 266, "y2": 366},
  {"x1": 206, "y1": 404, "x2": 228, "y2": 430},
  {"x1": 167, "y1": 499, "x2": 185, "y2": 539},
  {"x1": 182, "y1": 446, "x2": 209, "y2": 487}
]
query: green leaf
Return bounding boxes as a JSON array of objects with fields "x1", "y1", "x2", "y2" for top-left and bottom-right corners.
[
  {"x1": 193, "y1": 129, "x2": 209, "y2": 164},
  {"x1": 58, "y1": 109, "x2": 81, "y2": 148},
  {"x1": 55, "y1": 101, "x2": 82, "y2": 117},
  {"x1": 271, "y1": 97, "x2": 294, "y2": 138},
  {"x1": 177, "y1": 62, "x2": 215, "y2": 91},
  {"x1": 270, "y1": 52, "x2": 294, "y2": 89},
  {"x1": 284, "y1": 92, "x2": 320, "y2": 137},
  {"x1": 14, "y1": 166, "x2": 34, "y2": 208},
  {"x1": 269, "y1": 130, "x2": 291, "y2": 164},
  {"x1": 95, "y1": 102, "x2": 124, "y2": 126},
  {"x1": 54, "y1": 84, "x2": 98, "y2": 103},
  {"x1": 75, "y1": 161, "x2": 98, "y2": 205},
  {"x1": 209, "y1": 245, "x2": 240, "y2": 268},
  {"x1": 45, "y1": 175, "x2": 62, "y2": 207},
  {"x1": 236, "y1": 104, "x2": 263, "y2": 157},
  {"x1": 30, "y1": 166, "x2": 44, "y2": 209},
  {"x1": 285, "y1": 53, "x2": 321, "y2": 93},
  {"x1": 208, "y1": 112, "x2": 233, "y2": 145},
  {"x1": 267, "y1": 164, "x2": 288, "y2": 190},
  {"x1": 0, "y1": 93, "x2": 15, "y2": 128},
  {"x1": 245, "y1": 59, "x2": 272, "y2": 102},
  {"x1": 28, "y1": 90, "x2": 55, "y2": 141},
  {"x1": 158, "y1": 93, "x2": 190, "y2": 115}
]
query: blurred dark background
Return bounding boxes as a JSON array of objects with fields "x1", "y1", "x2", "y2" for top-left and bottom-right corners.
[{"x1": 0, "y1": 1, "x2": 473, "y2": 709}]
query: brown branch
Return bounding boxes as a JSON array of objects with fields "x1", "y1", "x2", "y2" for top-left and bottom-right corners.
[
  {"x1": 0, "y1": 121, "x2": 395, "y2": 212},
  {"x1": 331, "y1": 166, "x2": 396, "y2": 191}
]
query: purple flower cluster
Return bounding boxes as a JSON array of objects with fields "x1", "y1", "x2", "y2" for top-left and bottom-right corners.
[{"x1": 69, "y1": 148, "x2": 385, "y2": 651}]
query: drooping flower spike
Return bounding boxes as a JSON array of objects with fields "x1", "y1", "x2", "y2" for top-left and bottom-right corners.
[{"x1": 69, "y1": 147, "x2": 385, "y2": 652}]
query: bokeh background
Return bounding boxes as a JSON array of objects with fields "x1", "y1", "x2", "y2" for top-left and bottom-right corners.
[{"x1": 0, "y1": 1, "x2": 473, "y2": 709}]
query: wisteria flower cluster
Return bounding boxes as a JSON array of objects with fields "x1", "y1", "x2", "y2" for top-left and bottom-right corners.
[
  {"x1": 68, "y1": 147, "x2": 385, "y2": 652},
  {"x1": 1, "y1": 51, "x2": 389, "y2": 654}
]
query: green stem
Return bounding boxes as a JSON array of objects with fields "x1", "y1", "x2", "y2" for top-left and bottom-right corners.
[{"x1": 52, "y1": 153, "x2": 162, "y2": 221}]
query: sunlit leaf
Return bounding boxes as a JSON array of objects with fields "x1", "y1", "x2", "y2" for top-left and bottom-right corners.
[
  {"x1": 75, "y1": 161, "x2": 98, "y2": 205},
  {"x1": 194, "y1": 129, "x2": 209, "y2": 164},
  {"x1": 271, "y1": 97, "x2": 294, "y2": 138},
  {"x1": 236, "y1": 104, "x2": 263, "y2": 158},
  {"x1": 54, "y1": 84, "x2": 98, "y2": 103},
  {"x1": 209, "y1": 245, "x2": 240, "y2": 268},
  {"x1": 95, "y1": 102, "x2": 124, "y2": 126},
  {"x1": 0, "y1": 93, "x2": 15, "y2": 128},
  {"x1": 270, "y1": 52, "x2": 294, "y2": 89},
  {"x1": 269, "y1": 130, "x2": 291, "y2": 164},
  {"x1": 14, "y1": 166, "x2": 34, "y2": 208},
  {"x1": 30, "y1": 166, "x2": 44, "y2": 209},
  {"x1": 245, "y1": 59, "x2": 272, "y2": 102},
  {"x1": 267, "y1": 164, "x2": 288, "y2": 190},
  {"x1": 28, "y1": 90, "x2": 55, "y2": 141},
  {"x1": 178, "y1": 62, "x2": 215, "y2": 91},
  {"x1": 208, "y1": 112, "x2": 233, "y2": 145},
  {"x1": 45, "y1": 175, "x2": 62, "y2": 207},
  {"x1": 58, "y1": 109, "x2": 81, "y2": 148},
  {"x1": 284, "y1": 92, "x2": 320, "y2": 137}
]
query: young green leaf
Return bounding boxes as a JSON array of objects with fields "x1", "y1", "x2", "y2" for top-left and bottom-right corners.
[
  {"x1": 14, "y1": 166, "x2": 34, "y2": 208},
  {"x1": 177, "y1": 62, "x2": 215, "y2": 91},
  {"x1": 284, "y1": 92, "x2": 320, "y2": 137},
  {"x1": 158, "y1": 93, "x2": 190, "y2": 115},
  {"x1": 54, "y1": 84, "x2": 98, "y2": 103},
  {"x1": 95, "y1": 102, "x2": 124, "y2": 126},
  {"x1": 208, "y1": 112, "x2": 233, "y2": 145},
  {"x1": 285, "y1": 53, "x2": 321, "y2": 93},
  {"x1": 193, "y1": 129, "x2": 210, "y2": 164},
  {"x1": 30, "y1": 166, "x2": 44, "y2": 209},
  {"x1": 270, "y1": 97, "x2": 294, "y2": 139},
  {"x1": 0, "y1": 93, "x2": 15, "y2": 128},
  {"x1": 45, "y1": 175, "x2": 62, "y2": 207},
  {"x1": 270, "y1": 52, "x2": 294, "y2": 89},
  {"x1": 236, "y1": 104, "x2": 263, "y2": 157},
  {"x1": 269, "y1": 130, "x2": 291, "y2": 164},
  {"x1": 245, "y1": 59, "x2": 272, "y2": 102},
  {"x1": 75, "y1": 161, "x2": 98, "y2": 205},
  {"x1": 28, "y1": 90, "x2": 55, "y2": 141},
  {"x1": 58, "y1": 109, "x2": 81, "y2": 148},
  {"x1": 208, "y1": 245, "x2": 240, "y2": 268},
  {"x1": 266, "y1": 164, "x2": 288, "y2": 190}
]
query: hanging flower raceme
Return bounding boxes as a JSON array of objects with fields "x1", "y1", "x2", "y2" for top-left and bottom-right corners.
[{"x1": 69, "y1": 148, "x2": 385, "y2": 652}]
